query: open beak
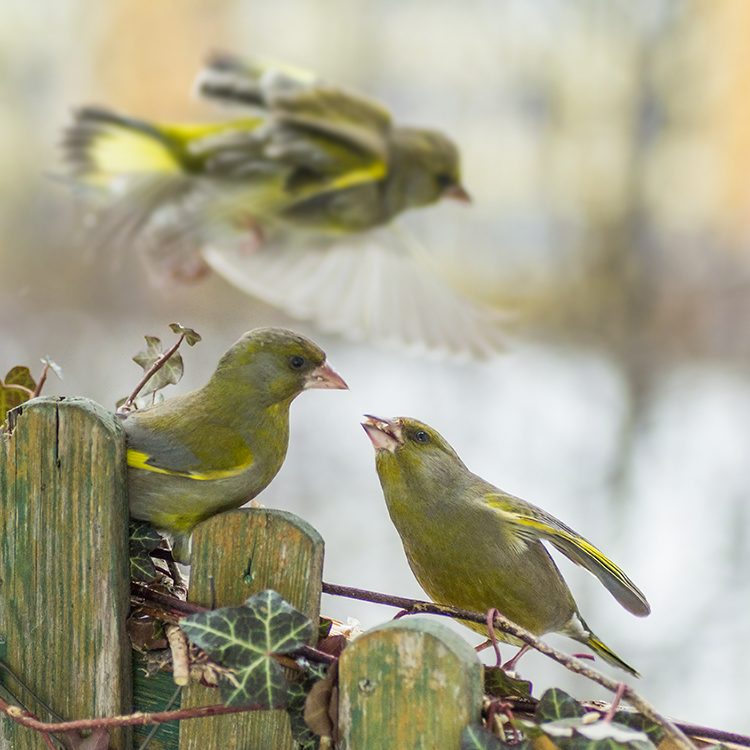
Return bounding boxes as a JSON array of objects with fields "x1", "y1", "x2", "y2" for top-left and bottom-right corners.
[
  {"x1": 361, "y1": 415, "x2": 402, "y2": 453},
  {"x1": 442, "y1": 183, "x2": 472, "y2": 203},
  {"x1": 305, "y1": 362, "x2": 349, "y2": 390}
]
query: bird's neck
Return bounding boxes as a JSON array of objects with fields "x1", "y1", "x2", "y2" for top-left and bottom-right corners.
[{"x1": 200, "y1": 376, "x2": 294, "y2": 424}]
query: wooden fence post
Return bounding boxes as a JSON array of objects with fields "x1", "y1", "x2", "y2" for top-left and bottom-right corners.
[
  {"x1": 177, "y1": 508, "x2": 324, "y2": 750},
  {"x1": 0, "y1": 397, "x2": 132, "y2": 750},
  {"x1": 337, "y1": 616, "x2": 483, "y2": 750}
]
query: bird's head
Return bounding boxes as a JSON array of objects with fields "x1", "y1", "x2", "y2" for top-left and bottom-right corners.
[
  {"x1": 362, "y1": 415, "x2": 468, "y2": 495},
  {"x1": 389, "y1": 128, "x2": 471, "y2": 211},
  {"x1": 211, "y1": 327, "x2": 347, "y2": 404}
]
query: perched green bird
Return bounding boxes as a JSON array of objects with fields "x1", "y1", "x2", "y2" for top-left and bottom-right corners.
[
  {"x1": 121, "y1": 327, "x2": 347, "y2": 561},
  {"x1": 362, "y1": 415, "x2": 650, "y2": 676},
  {"x1": 61, "y1": 54, "x2": 506, "y2": 358}
]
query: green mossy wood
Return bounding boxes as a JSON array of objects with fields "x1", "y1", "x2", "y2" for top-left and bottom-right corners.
[
  {"x1": 131, "y1": 650, "x2": 182, "y2": 750},
  {"x1": 0, "y1": 397, "x2": 132, "y2": 750},
  {"x1": 178, "y1": 508, "x2": 324, "y2": 750},
  {"x1": 338, "y1": 616, "x2": 483, "y2": 750}
]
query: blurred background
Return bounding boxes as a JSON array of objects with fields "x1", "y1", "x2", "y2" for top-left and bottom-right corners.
[{"x1": 2, "y1": 0, "x2": 750, "y2": 733}]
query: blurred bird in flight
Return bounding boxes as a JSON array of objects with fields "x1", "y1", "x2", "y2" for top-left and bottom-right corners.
[{"x1": 62, "y1": 53, "x2": 505, "y2": 357}]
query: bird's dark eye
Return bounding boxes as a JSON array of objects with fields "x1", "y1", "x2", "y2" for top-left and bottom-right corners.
[
  {"x1": 413, "y1": 430, "x2": 430, "y2": 444},
  {"x1": 436, "y1": 173, "x2": 454, "y2": 189},
  {"x1": 289, "y1": 355, "x2": 306, "y2": 370}
]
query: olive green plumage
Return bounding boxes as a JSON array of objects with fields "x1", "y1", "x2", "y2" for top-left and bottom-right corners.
[
  {"x1": 362, "y1": 416, "x2": 650, "y2": 677},
  {"x1": 121, "y1": 327, "x2": 347, "y2": 560}
]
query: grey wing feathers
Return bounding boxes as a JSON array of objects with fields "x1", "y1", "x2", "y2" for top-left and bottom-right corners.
[
  {"x1": 523, "y1": 505, "x2": 652, "y2": 617},
  {"x1": 121, "y1": 412, "x2": 201, "y2": 473},
  {"x1": 194, "y1": 53, "x2": 392, "y2": 162}
]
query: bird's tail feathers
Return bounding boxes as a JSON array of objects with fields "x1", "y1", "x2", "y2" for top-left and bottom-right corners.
[
  {"x1": 63, "y1": 107, "x2": 185, "y2": 185},
  {"x1": 585, "y1": 634, "x2": 640, "y2": 678},
  {"x1": 61, "y1": 107, "x2": 238, "y2": 282},
  {"x1": 563, "y1": 613, "x2": 640, "y2": 678}
]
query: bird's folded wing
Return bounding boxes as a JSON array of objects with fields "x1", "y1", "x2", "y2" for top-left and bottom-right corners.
[
  {"x1": 123, "y1": 418, "x2": 203, "y2": 476},
  {"x1": 485, "y1": 493, "x2": 651, "y2": 617},
  {"x1": 202, "y1": 227, "x2": 507, "y2": 359},
  {"x1": 123, "y1": 418, "x2": 255, "y2": 480}
]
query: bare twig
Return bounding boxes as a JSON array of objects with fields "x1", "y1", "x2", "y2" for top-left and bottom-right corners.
[
  {"x1": 136, "y1": 687, "x2": 181, "y2": 750},
  {"x1": 166, "y1": 626, "x2": 189, "y2": 686},
  {"x1": 33, "y1": 363, "x2": 51, "y2": 398},
  {"x1": 0, "y1": 696, "x2": 283, "y2": 733}
]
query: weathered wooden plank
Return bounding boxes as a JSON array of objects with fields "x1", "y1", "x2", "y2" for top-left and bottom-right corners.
[
  {"x1": 0, "y1": 397, "x2": 132, "y2": 750},
  {"x1": 132, "y1": 650, "x2": 182, "y2": 750},
  {"x1": 178, "y1": 508, "x2": 324, "y2": 750},
  {"x1": 337, "y1": 616, "x2": 483, "y2": 750}
]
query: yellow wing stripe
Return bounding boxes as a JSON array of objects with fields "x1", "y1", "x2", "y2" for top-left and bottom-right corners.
[
  {"x1": 510, "y1": 515, "x2": 639, "y2": 595},
  {"x1": 325, "y1": 162, "x2": 388, "y2": 192},
  {"x1": 127, "y1": 448, "x2": 252, "y2": 481}
]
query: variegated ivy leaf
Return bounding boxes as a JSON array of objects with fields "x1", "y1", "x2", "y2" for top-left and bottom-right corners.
[
  {"x1": 168, "y1": 323, "x2": 202, "y2": 346},
  {"x1": 132, "y1": 335, "x2": 184, "y2": 396},
  {"x1": 1, "y1": 366, "x2": 36, "y2": 423},
  {"x1": 180, "y1": 589, "x2": 313, "y2": 709}
]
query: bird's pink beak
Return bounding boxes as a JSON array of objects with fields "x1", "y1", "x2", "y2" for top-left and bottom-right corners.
[
  {"x1": 361, "y1": 415, "x2": 402, "y2": 453},
  {"x1": 305, "y1": 362, "x2": 348, "y2": 390},
  {"x1": 442, "y1": 183, "x2": 472, "y2": 203}
]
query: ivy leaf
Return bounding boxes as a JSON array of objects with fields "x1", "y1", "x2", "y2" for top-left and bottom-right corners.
[
  {"x1": 4, "y1": 366, "x2": 36, "y2": 391},
  {"x1": 129, "y1": 522, "x2": 165, "y2": 582},
  {"x1": 179, "y1": 589, "x2": 313, "y2": 709},
  {"x1": 130, "y1": 522, "x2": 165, "y2": 551},
  {"x1": 169, "y1": 323, "x2": 202, "y2": 346},
  {"x1": 41, "y1": 357, "x2": 64, "y2": 380},
  {"x1": 484, "y1": 666, "x2": 533, "y2": 699},
  {"x1": 132, "y1": 336, "x2": 184, "y2": 397},
  {"x1": 536, "y1": 688, "x2": 585, "y2": 722},
  {"x1": 288, "y1": 674, "x2": 327, "y2": 750},
  {"x1": 575, "y1": 721, "x2": 652, "y2": 746},
  {"x1": 1, "y1": 366, "x2": 36, "y2": 423},
  {"x1": 532, "y1": 717, "x2": 655, "y2": 750},
  {"x1": 130, "y1": 549, "x2": 157, "y2": 583},
  {"x1": 318, "y1": 618, "x2": 333, "y2": 640},
  {"x1": 611, "y1": 712, "x2": 664, "y2": 746}
]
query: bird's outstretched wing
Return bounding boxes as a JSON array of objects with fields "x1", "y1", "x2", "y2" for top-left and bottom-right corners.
[{"x1": 202, "y1": 225, "x2": 507, "y2": 359}]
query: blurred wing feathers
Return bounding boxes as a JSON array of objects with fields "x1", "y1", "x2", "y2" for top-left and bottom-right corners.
[
  {"x1": 202, "y1": 228, "x2": 506, "y2": 358},
  {"x1": 195, "y1": 53, "x2": 392, "y2": 167}
]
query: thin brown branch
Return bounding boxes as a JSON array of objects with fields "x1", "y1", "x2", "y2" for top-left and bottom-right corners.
[
  {"x1": 120, "y1": 335, "x2": 185, "y2": 412},
  {"x1": 0, "y1": 696, "x2": 282, "y2": 733},
  {"x1": 321, "y1": 582, "x2": 697, "y2": 750},
  {"x1": 671, "y1": 722, "x2": 750, "y2": 748},
  {"x1": 33, "y1": 363, "x2": 50, "y2": 398},
  {"x1": 131, "y1": 581, "x2": 204, "y2": 618}
]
